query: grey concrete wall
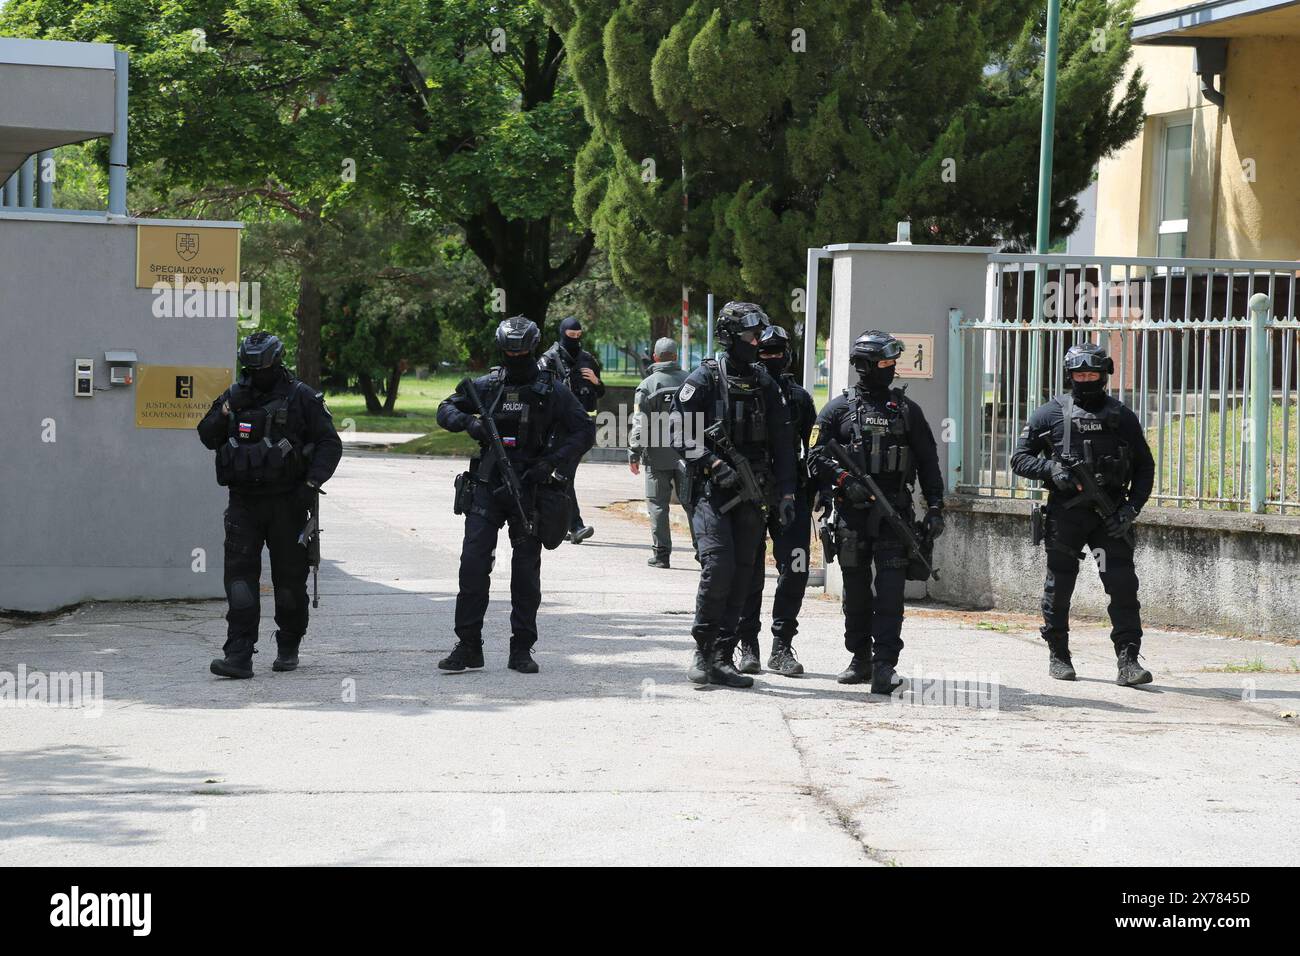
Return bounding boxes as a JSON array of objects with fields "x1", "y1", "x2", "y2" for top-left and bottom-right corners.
[
  {"x1": 0, "y1": 214, "x2": 239, "y2": 612},
  {"x1": 930, "y1": 496, "x2": 1300, "y2": 640},
  {"x1": 0, "y1": 62, "x2": 116, "y2": 181}
]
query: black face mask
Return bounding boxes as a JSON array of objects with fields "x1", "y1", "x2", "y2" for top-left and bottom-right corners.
[
  {"x1": 561, "y1": 336, "x2": 582, "y2": 356},
  {"x1": 1070, "y1": 376, "x2": 1107, "y2": 407},
  {"x1": 728, "y1": 339, "x2": 759, "y2": 366},
  {"x1": 858, "y1": 363, "x2": 895, "y2": 392},
  {"x1": 503, "y1": 353, "x2": 538, "y2": 382},
  {"x1": 249, "y1": 366, "x2": 282, "y2": 392},
  {"x1": 760, "y1": 353, "x2": 790, "y2": 377}
]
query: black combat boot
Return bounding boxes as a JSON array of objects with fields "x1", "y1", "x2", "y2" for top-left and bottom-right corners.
[
  {"x1": 1116, "y1": 645, "x2": 1153, "y2": 687},
  {"x1": 1046, "y1": 636, "x2": 1076, "y2": 681},
  {"x1": 737, "y1": 637, "x2": 762, "y2": 675},
  {"x1": 707, "y1": 642, "x2": 754, "y2": 688},
  {"x1": 767, "y1": 637, "x2": 804, "y2": 677},
  {"x1": 508, "y1": 641, "x2": 540, "y2": 674},
  {"x1": 647, "y1": 554, "x2": 671, "y2": 569},
  {"x1": 836, "y1": 653, "x2": 872, "y2": 684},
  {"x1": 438, "y1": 640, "x2": 485, "y2": 672},
  {"x1": 272, "y1": 632, "x2": 301, "y2": 672},
  {"x1": 569, "y1": 524, "x2": 594, "y2": 544},
  {"x1": 687, "y1": 642, "x2": 710, "y2": 685},
  {"x1": 870, "y1": 662, "x2": 903, "y2": 696},
  {"x1": 210, "y1": 638, "x2": 256, "y2": 679}
]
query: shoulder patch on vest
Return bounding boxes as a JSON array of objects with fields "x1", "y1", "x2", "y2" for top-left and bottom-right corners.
[{"x1": 678, "y1": 382, "x2": 696, "y2": 402}]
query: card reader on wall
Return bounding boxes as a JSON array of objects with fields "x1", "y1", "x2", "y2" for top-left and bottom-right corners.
[
  {"x1": 75, "y1": 359, "x2": 94, "y2": 397},
  {"x1": 105, "y1": 350, "x2": 137, "y2": 386}
]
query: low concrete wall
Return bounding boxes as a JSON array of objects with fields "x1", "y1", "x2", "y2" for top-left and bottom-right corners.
[{"x1": 929, "y1": 495, "x2": 1300, "y2": 640}]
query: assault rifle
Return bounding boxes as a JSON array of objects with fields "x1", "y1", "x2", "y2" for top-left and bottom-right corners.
[
  {"x1": 703, "y1": 420, "x2": 765, "y2": 514},
  {"x1": 1056, "y1": 454, "x2": 1135, "y2": 548},
  {"x1": 462, "y1": 377, "x2": 535, "y2": 536},
  {"x1": 824, "y1": 439, "x2": 939, "y2": 581}
]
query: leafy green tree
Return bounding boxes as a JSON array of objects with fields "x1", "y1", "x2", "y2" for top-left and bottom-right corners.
[
  {"x1": 1, "y1": 0, "x2": 595, "y2": 375},
  {"x1": 541, "y1": 0, "x2": 1144, "y2": 336}
]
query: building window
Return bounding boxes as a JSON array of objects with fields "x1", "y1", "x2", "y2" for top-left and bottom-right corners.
[{"x1": 1156, "y1": 118, "x2": 1191, "y2": 258}]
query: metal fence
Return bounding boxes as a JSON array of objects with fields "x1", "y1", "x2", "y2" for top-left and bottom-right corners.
[{"x1": 951, "y1": 253, "x2": 1300, "y2": 514}]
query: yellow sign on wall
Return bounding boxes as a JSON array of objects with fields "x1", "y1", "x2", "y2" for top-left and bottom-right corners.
[
  {"x1": 894, "y1": 334, "x2": 934, "y2": 380},
  {"x1": 136, "y1": 225, "x2": 241, "y2": 289},
  {"x1": 135, "y1": 365, "x2": 233, "y2": 429}
]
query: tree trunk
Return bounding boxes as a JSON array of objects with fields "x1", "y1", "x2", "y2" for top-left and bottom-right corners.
[
  {"x1": 295, "y1": 221, "x2": 324, "y2": 388},
  {"x1": 358, "y1": 373, "x2": 383, "y2": 414},
  {"x1": 382, "y1": 364, "x2": 402, "y2": 414}
]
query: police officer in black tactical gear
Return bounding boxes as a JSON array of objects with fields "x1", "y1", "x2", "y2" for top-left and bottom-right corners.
[
  {"x1": 437, "y1": 316, "x2": 596, "y2": 674},
  {"x1": 733, "y1": 323, "x2": 818, "y2": 677},
  {"x1": 197, "y1": 331, "x2": 342, "y2": 679},
  {"x1": 1011, "y1": 341, "x2": 1156, "y2": 687},
  {"x1": 538, "y1": 316, "x2": 604, "y2": 544},
  {"x1": 671, "y1": 301, "x2": 798, "y2": 689},
  {"x1": 809, "y1": 330, "x2": 944, "y2": 695}
]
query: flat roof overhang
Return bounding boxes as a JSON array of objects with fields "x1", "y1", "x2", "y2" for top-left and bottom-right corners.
[
  {"x1": 0, "y1": 38, "x2": 118, "y2": 183},
  {"x1": 1133, "y1": 0, "x2": 1300, "y2": 42}
]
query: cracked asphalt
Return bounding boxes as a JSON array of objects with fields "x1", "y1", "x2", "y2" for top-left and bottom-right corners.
[{"x1": 2, "y1": 454, "x2": 1297, "y2": 865}]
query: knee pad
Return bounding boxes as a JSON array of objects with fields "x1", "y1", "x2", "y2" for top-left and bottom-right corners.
[
  {"x1": 227, "y1": 579, "x2": 257, "y2": 610},
  {"x1": 274, "y1": 586, "x2": 298, "y2": 611}
]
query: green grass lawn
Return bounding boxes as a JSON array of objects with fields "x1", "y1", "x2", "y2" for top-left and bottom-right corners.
[
  {"x1": 324, "y1": 373, "x2": 463, "y2": 434},
  {"x1": 1146, "y1": 400, "x2": 1300, "y2": 507}
]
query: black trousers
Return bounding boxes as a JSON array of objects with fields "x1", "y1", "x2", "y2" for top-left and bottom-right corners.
[
  {"x1": 223, "y1": 491, "x2": 309, "y2": 651},
  {"x1": 1041, "y1": 501, "x2": 1142, "y2": 653},
  {"x1": 568, "y1": 468, "x2": 585, "y2": 531},
  {"x1": 839, "y1": 521, "x2": 909, "y2": 666},
  {"x1": 689, "y1": 485, "x2": 767, "y2": 652},
  {"x1": 454, "y1": 482, "x2": 544, "y2": 648},
  {"x1": 737, "y1": 489, "x2": 812, "y2": 647}
]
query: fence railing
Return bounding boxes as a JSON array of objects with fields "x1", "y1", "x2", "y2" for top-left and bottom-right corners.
[{"x1": 951, "y1": 253, "x2": 1300, "y2": 514}]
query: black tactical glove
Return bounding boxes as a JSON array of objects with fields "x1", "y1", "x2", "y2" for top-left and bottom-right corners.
[
  {"x1": 1105, "y1": 502, "x2": 1138, "y2": 539},
  {"x1": 1049, "y1": 461, "x2": 1076, "y2": 491},
  {"x1": 710, "y1": 458, "x2": 741, "y2": 490},
  {"x1": 924, "y1": 505, "x2": 945, "y2": 539},
  {"x1": 294, "y1": 481, "x2": 319, "y2": 512},
  {"x1": 525, "y1": 458, "x2": 557, "y2": 484},
  {"x1": 777, "y1": 495, "x2": 796, "y2": 530},
  {"x1": 466, "y1": 418, "x2": 487, "y2": 443},
  {"x1": 843, "y1": 478, "x2": 873, "y2": 509}
]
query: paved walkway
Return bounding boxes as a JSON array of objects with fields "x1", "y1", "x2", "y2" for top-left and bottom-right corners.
[{"x1": 2, "y1": 455, "x2": 1297, "y2": 865}]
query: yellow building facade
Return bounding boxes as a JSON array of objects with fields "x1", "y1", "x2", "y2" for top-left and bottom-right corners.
[{"x1": 1096, "y1": 0, "x2": 1300, "y2": 261}]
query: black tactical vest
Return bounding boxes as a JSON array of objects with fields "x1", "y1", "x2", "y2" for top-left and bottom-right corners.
[
  {"x1": 710, "y1": 357, "x2": 770, "y2": 462},
  {"x1": 216, "y1": 385, "x2": 305, "y2": 487},
  {"x1": 476, "y1": 368, "x2": 558, "y2": 476},
  {"x1": 845, "y1": 385, "x2": 913, "y2": 478},
  {"x1": 1057, "y1": 395, "x2": 1132, "y2": 488}
]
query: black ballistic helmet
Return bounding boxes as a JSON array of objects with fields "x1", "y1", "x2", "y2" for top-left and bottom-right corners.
[
  {"x1": 715, "y1": 301, "x2": 770, "y2": 347},
  {"x1": 1064, "y1": 341, "x2": 1114, "y2": 376},
  {"x1": 238, "y1": 331, "x2": 285, "y2": 370},
  {"x1": 758, "y1": 323, "x2": 790, "y2": 354},
  {"x1": 496, "y1": 315, "x2": 541, "y2": 354},
  {"x1": 849, "y1": 330, "x2": 903, "y2": 373}
]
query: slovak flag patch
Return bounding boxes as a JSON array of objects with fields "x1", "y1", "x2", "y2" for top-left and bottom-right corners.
[
  {"x1": 238, "y1": 422, "x2": 253, "y2": 437},
  {"x1": 502, "y1": 436, "x2": 517, "y2": 447}
]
